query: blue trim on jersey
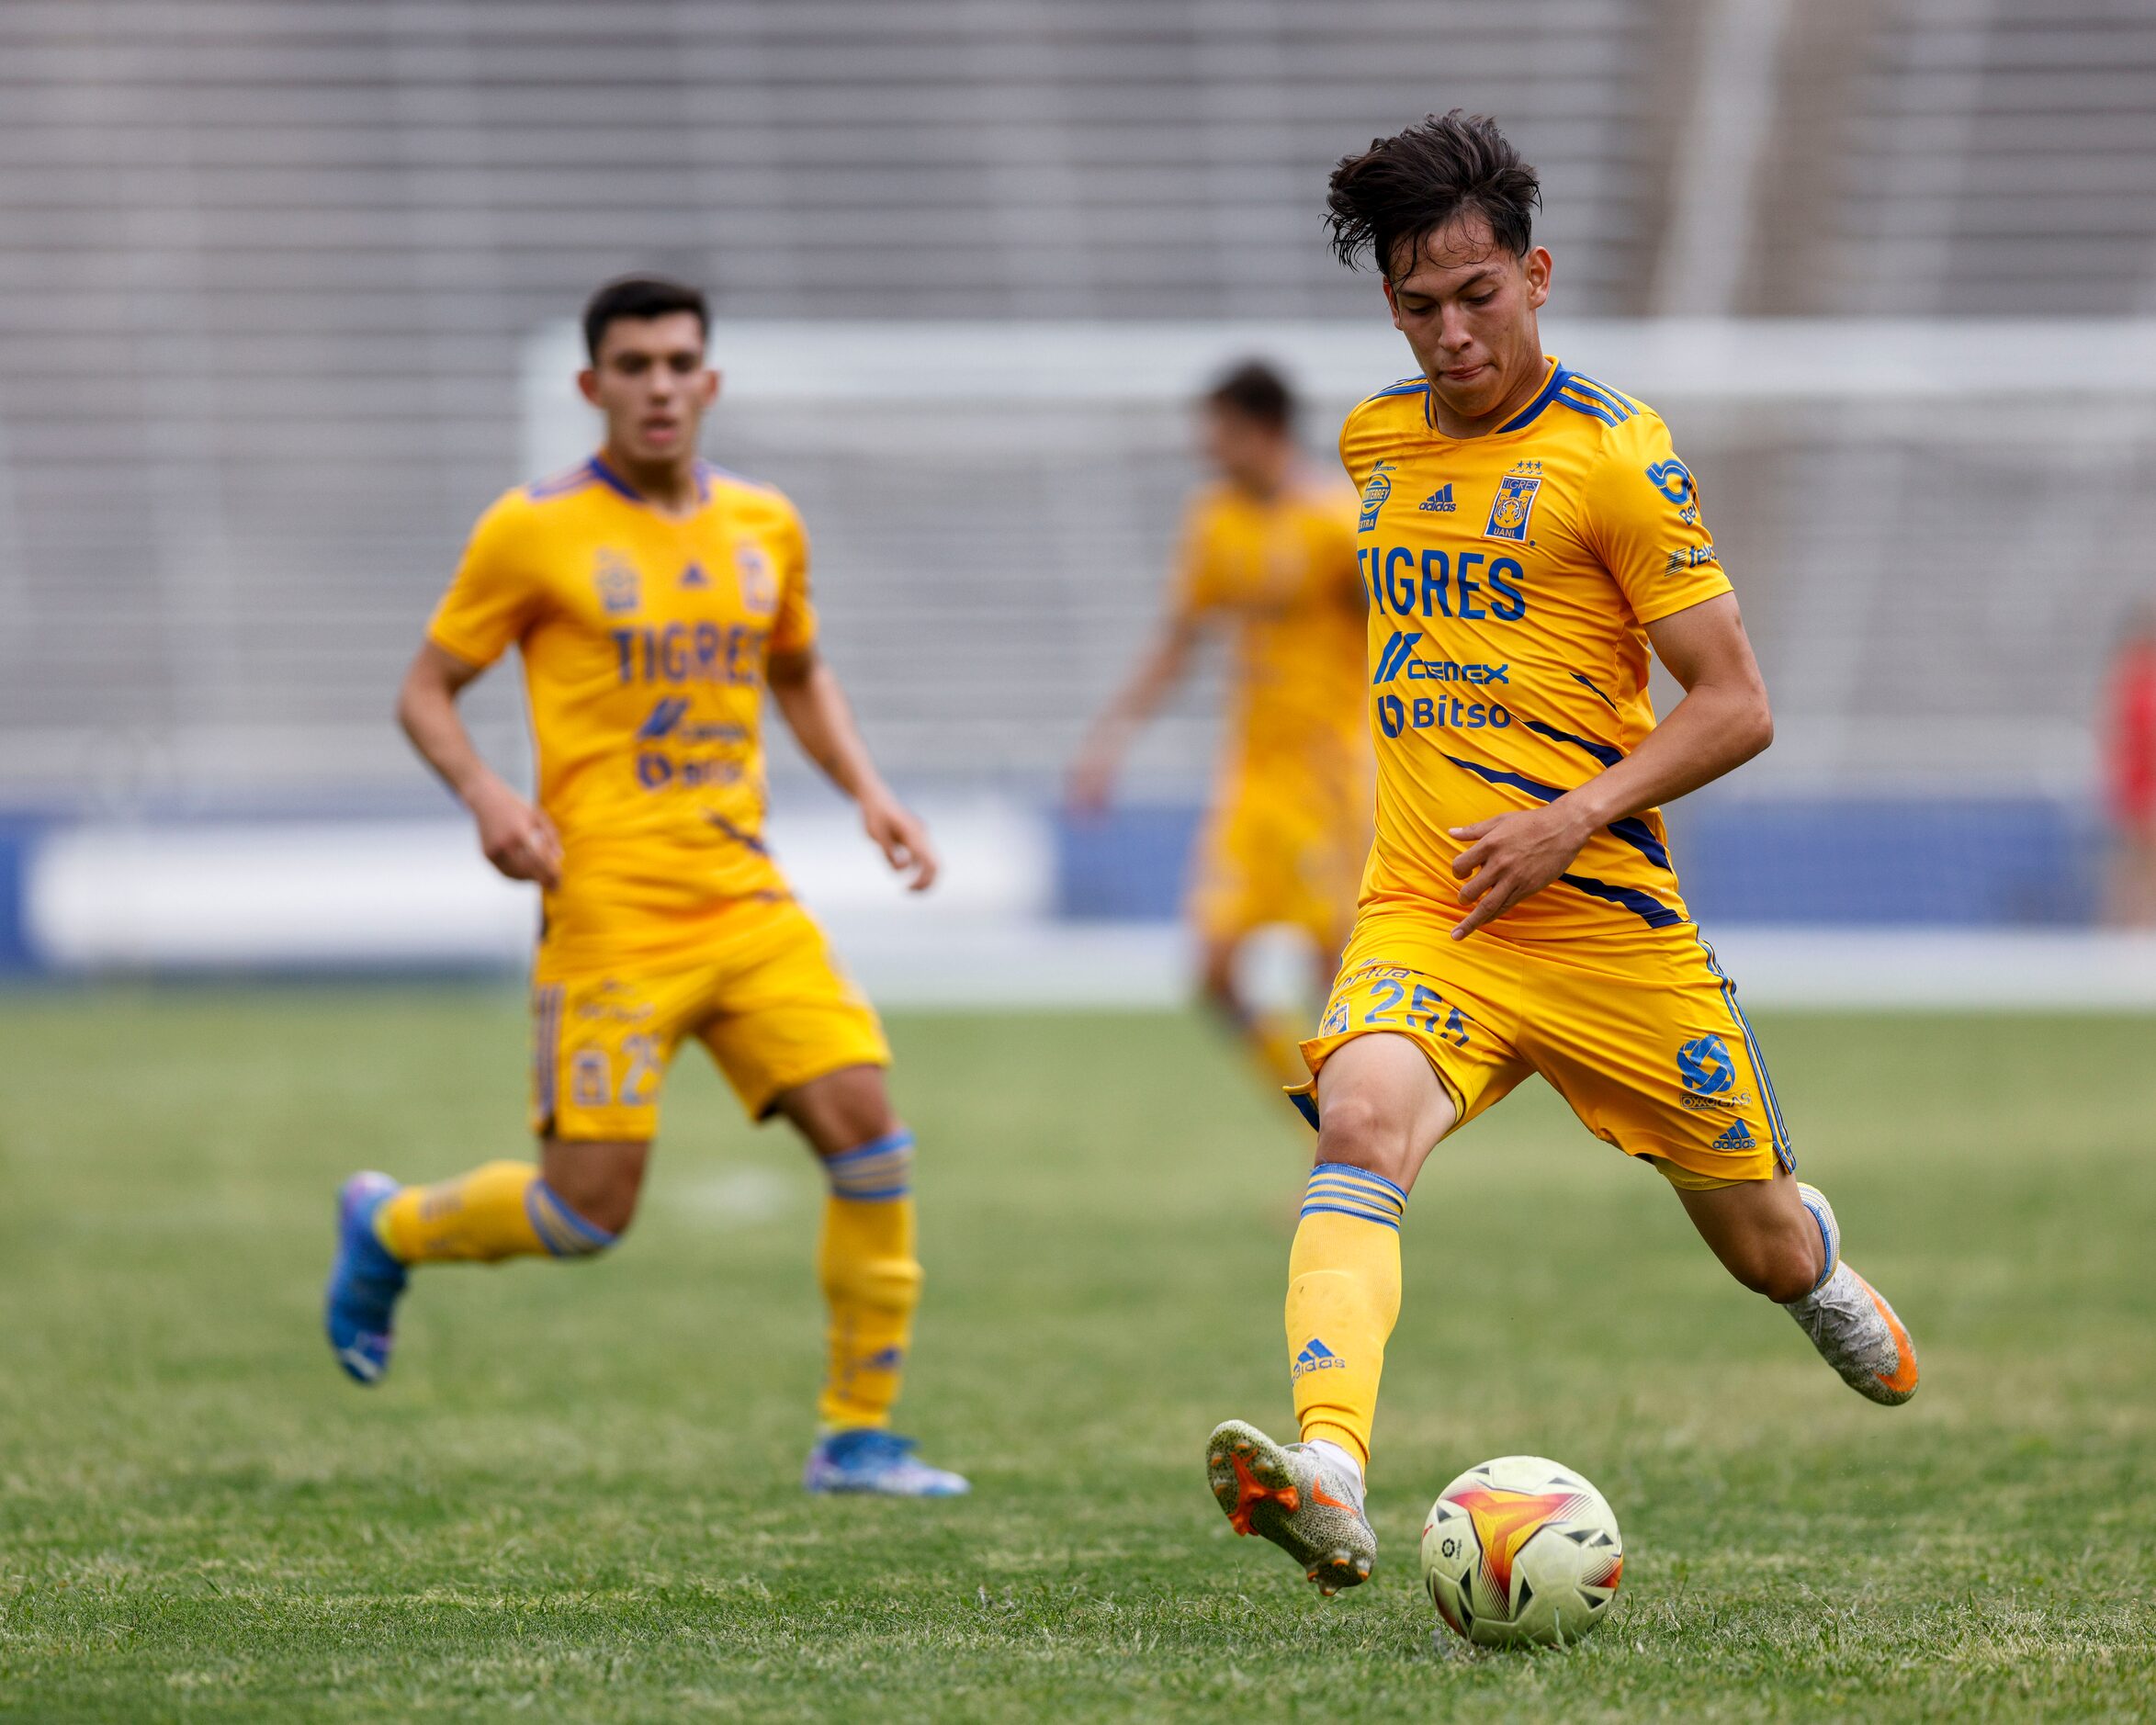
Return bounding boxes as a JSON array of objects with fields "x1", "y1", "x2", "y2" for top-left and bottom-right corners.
[
  {"x1": 585, "y1": 455, "x2": 643, "y2": 502},
  {"x1": 1572, "y1": 671, "x2": 1620, "y2": 713},
  {"x1": 1370, "y1": 378, "x2": 1431, "y2": 400},
  {"x1": 1443, "y1": 753, "x2": 1669, "y2": 869},
  {"x1": 1554, "y1": 389, "x2": 1623, "y2": 427},
  {"x1": 1496, "y1": 362, "x2": 1571, "y2": 434},
  {"x1": 525, "y1": 465, "x2": 600, "y2": 501},
  {"x1": 1695, "y1": 935, "x2": 1793, "y2": 1165},
  {"x1": 1558, "y1": 872, "x2": 1686, "y2": 929},
  {"x1": 1562, "y1": 374, "x2": 1635, "y2": 421},
  {"x1": 1523, "y1": 716, "x2": 1625, "y2": 769}
]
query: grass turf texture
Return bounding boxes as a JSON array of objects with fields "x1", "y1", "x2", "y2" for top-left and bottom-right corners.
[{"x1": 0, "y1": 990, "x2": 2150, "y2": 1722}]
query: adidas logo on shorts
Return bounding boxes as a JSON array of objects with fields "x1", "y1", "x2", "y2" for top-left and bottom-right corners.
[{"x1": 1710, "y1": 1120, "x2": 1758, "y2": 1151}]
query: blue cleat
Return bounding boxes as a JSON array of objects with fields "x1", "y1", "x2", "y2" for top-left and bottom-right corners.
[
  {"x1": 802, "y1": 1429, "x2": 970, "y2": 1497},
  {"x1": 324, "y1": 1171, "x2": 407, "y2": 1385}
]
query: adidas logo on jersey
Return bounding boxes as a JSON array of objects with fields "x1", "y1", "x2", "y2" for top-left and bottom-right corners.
[
  {"x1": 1292, "y1": 1337, "x2": 1346, "y2": 1378},
  {"x1": 1710, "y1": 1120, "x2": 1758, "y2": 1151},
  {"x1": 679, "y1": 561, "x2": 710, "y2": 588},
  {"x1": 1418, "y1": 483, "x2": 1456, "y2": 513}
]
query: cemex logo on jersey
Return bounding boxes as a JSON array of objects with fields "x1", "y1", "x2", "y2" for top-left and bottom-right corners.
[
  {"x1": 1358, "y1": 460, "x2": 1395, "y2": 532},
  {"x1": 1677, "y1": 1034, "x2": 1736, "y2": 1097},
  {"x1": 1373, "y1": 630, "x2": 1423, "y2": 683},
  {"x1": 1292, "y1": 1337, "x2": 1346, "y2": 1379},
  {"x1": 1418, "y1": 482, "x2": 1456, "y2": 513}
]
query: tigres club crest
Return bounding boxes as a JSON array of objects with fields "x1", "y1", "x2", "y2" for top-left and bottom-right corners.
[
  {"x1": 1358, "y1": 460, "x2": 1395, "y2": 533},
  {"x1": 593, "y1": 549, "x2": 640, "y2": 614},
  {"x1": 1483, "y1": 462, "x2": 1543, "y2": 544},
  {"x1": 734, "y1": 540, "x2": 778, "y2": 616}
]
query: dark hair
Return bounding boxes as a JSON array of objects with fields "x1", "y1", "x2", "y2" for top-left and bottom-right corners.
[
  {"x1": 1205, "y1": 359, "x2": 1295, "y2": 432},
  {"x1": 1326, "y1": 111, "x2": 1541, "y2": 277},
  {"x1": 581, "y1": 275, "x2": 708, "y2": 361}
]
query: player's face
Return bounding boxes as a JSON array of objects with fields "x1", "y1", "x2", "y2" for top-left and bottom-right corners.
[
  {"x1": 579, "y1": 311, "x2": 719, "y2": 466},
  {"x1": 1383, "y1": 215, "x2": 1552, "y2": 427},
  {"x1": 1200, "y1": 403, "x2": 1286, "y2": 492}
]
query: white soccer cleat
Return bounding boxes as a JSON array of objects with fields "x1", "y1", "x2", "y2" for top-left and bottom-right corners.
[
  {"x1": 1785, "y1": 1261, "x2": 1921, "y2": 1405},
  {"x1": 1205, "y1": 1420, "x2": 1376, "y2": 1596}
]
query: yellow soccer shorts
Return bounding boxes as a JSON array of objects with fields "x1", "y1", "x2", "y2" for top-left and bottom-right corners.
[
  {"x1": 1189, "y1": 780, "x2": 1367, "y2": 950},
  {"x1": 1292, "y1": 908, "x2": 1791, "y2": 1187},
  {"x1": 529, "y1": 899, "x2": 890, "y2": 1142}
]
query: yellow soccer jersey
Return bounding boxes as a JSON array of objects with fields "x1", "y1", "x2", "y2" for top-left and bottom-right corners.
[
  {"x1": 1172, "y1": 477, "x2": 1371, "y2": 803},
  {"x1": 428, "y1": 454, "x2": 817, "y2": 965},
  {"x1": 1340, "y1": 357, "x2": 1733, "y2": 939}
]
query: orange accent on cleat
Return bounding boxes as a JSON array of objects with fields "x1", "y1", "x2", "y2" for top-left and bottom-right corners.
[
  {"x1": 1225, "y1": 1449, "x2": 1301, "y2": 1536},
  {"x1": 1857, "y1": 1270, "x2": 1921, "y2": 1397}
]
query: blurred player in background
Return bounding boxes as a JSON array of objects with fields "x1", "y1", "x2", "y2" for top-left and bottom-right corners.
[
  {"x1": 324, "y1": 276, "x2": 966, "y2": 1497},
  {"x1": 2102, "y1": 600, "x2": 2156, "y2": 925},
  {"x1": 1068, "y1": 362, "x2": 1371, "y2": 1090},
  {"x1": 1204, "y1": 114, "x2": 1919, "y2": 1595}
]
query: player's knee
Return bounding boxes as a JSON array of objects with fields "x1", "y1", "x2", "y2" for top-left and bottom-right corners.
[
  {"x1": 1313, "y1": 1093, "x2": 1415, "y2": 1185},
  {"x1": 538, "y1": 1142, "x2": 648, "y2": 1241}
]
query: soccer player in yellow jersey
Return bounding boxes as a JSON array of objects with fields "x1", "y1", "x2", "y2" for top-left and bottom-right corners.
[
  {"x1": 1204, "y1": 114, "x2": 1918, "y2": 1592},
  {"x1": 322, "y1": 276, "x2": 965, "y2": 1496},
  {"x1": 1069, "y1": 362, "x2": 1371, "y2": 1089}
]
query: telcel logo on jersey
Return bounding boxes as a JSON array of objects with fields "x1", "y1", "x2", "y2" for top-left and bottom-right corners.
[
  {"x1": 1483, "y1": 460, "x2": 1543, "y2": 543},
  {"x1": 1664, "y1": 543, "x2": 1719, "y2": 577},
  {"x1": 1358, "y1": 460, "x2": 1395, "y2": 532},
  {"x1": 1676, "y1": 1034, "x2": 1736, "y2": 1097},
  {"x1": 593, "y1": 550, "x2": 640, "y2": 614}
]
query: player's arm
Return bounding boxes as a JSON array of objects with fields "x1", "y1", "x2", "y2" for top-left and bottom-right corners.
[
  {"x1": 1447, "y1": 593, "x2": 1771, "y2": 938},
  {"x1": 767, "y1": 645, "x2": 938, "y2": 893},
  {"x1": 1067, "y1": 607, "x2": 1206, "y2": 814},
  {"x1": 397, "y1": 641, "x2": 562, "y2": 888}
]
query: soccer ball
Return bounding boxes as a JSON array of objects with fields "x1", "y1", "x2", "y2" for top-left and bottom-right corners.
[{"x1": 1420, "y1": 1455, "x2": 1623, "y2": 1648}]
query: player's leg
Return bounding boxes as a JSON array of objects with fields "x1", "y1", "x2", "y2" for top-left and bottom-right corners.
[
  {"x1": 1526, "y1": 927, "x2": 1917, "y2": 1406},
  {"x1": 1210, "y1": 928, "x2": 1527, "y2": 1596},
  {"x1": 696, "y1": 906, "x2": 965, "y2": 1495},
  {"x1": 1196, "y1": 930, "x2": 1306, "y2": 1091},
  {"x1": 324, "y1": 1142, "x2": 633, "y2": 1384},
  {"x1": 324, "y1": 965, "x2": 673, "y2": 1384}
]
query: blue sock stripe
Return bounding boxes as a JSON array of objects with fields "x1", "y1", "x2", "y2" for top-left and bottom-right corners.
[
  {"x1": 1298, "y1": 1202, "x2": 1402, "y2": 1231},
  {"x1": 825, "y1": 1129, "x2": 914, "y2": 1201},
  {"x1": 1310, "y1": 1162, "x2": 1407, "y2": 1203},
  {"x1": 1301, "y1": 1164, "x2": 1406, "y2": 1228},
  {"x1": 525, "y1": 1178, "x2": 616, "y2": 1257}
]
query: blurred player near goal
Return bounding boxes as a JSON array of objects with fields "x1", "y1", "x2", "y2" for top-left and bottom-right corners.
[
  {"x1": 2102, "y1": 600, "x2": 2156, "y2": 925},
  {"x1": 323, "y1": 276, "x2": 965, "y2": 1497},
  {"x1": 1067, "y1": 362, "x2": 1372, "y2": 1090},
  {"x1": 1204, "y1": 114, "x2": 1920, "y2": 1595}
]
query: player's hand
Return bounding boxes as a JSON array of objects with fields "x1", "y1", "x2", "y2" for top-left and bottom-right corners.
[
  {"x1": 468, "y1": 778, "x2": 562, "y2": 888},
  {"x1": 1447, "y1": 803, "x2": 1592, "y2": 939},
  {"x1": 861, "y1": 788, "x2": 939, "y2": 893},
  {"x1": 1064, "y1": 745, "x2": 1117, "y2": 817}
]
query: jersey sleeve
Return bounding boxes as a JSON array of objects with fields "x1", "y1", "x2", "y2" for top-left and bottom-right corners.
[
  {"x1": 1584, "y1": 412, "x2": 1733, "y2": 626},
  {"x1": 1168, "y1": 499, "x2": 1223, "y2": 621},
  {"x1": 766, "y1": 495, "x2": 818, "y2": 657},
  {"x1": 427, "y1": 492, "x2": 544, "y2": 669}
]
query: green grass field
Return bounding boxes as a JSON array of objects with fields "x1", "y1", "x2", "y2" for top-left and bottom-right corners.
[{"x1": 0, "y1": 989, "x2": 2150, "y2": 1721}]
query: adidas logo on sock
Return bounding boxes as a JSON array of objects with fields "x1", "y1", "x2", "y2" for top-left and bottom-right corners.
[
  {"x1": 1710, "y1": 1120, "x2": 1758, "y2": 1150},
  {"x1": 1417, "y1": 483, "x2": 1455, "y2": 513},
  {"x1": 1292, "y1": 1337, "x2": 1345, "y2": 1378}
]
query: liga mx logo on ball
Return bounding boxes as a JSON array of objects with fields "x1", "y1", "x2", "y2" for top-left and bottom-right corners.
[{"x1": 1421, "y1": 1456, "x2": 1623, "y2": 1648}]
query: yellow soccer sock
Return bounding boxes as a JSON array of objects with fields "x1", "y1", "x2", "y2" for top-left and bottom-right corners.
[
  {"x1": 373, "y1": 1159, "x2": 615, "y2": 1264},
  {"x1": 815, "y1": 1130, "x2": 922, "y2": 1429},
  {"x1": 1285, "y1": 1163, "x2": 1405, "y2": 1470}
]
